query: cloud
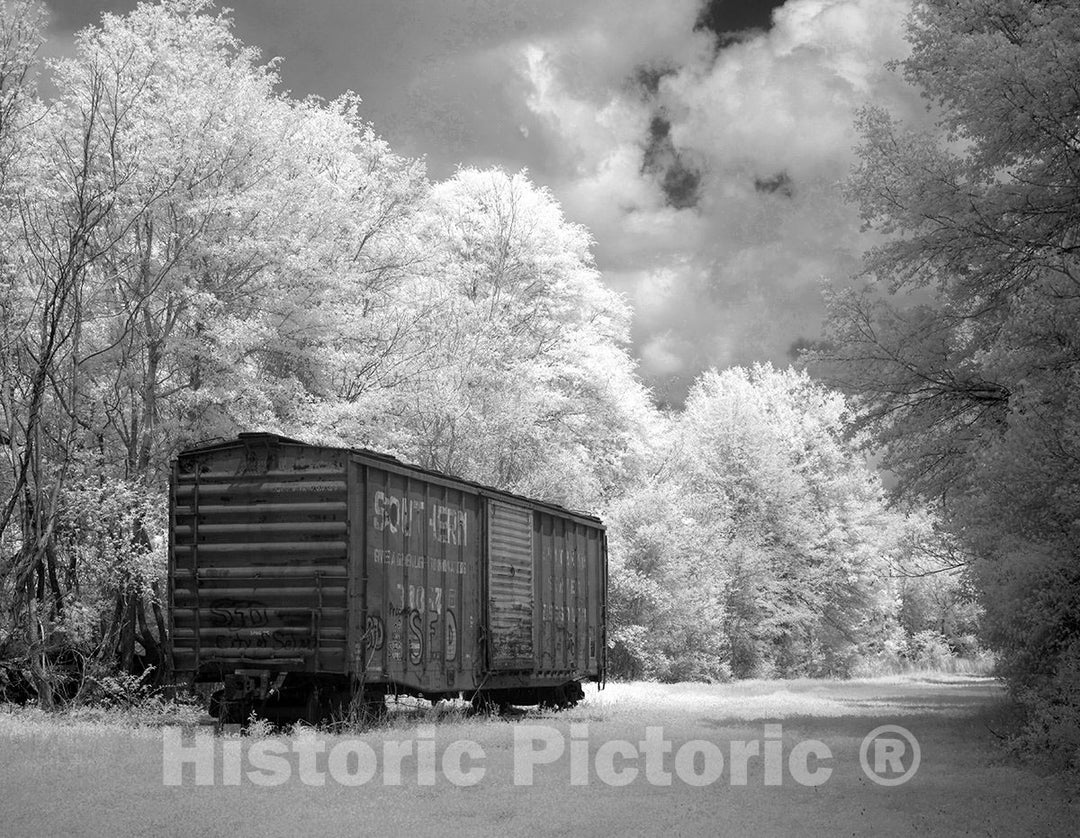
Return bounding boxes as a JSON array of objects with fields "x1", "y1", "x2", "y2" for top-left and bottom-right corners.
[
  {"x1": 516, "y1": 0, "x2": 923, "y2": 403},
  {"x1": 43, "y1": 0, "x2": 925, "y2": 406}
]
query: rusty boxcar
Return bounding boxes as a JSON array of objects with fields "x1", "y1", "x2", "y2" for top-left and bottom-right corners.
[{"x1": 169, "y1": 433, "x2": 607, "y2": 721}]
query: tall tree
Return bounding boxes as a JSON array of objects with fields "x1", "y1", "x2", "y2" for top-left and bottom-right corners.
[
  {"x1": 0, "y1": 0, "x2": 57, "y2": 703},
  {"x1": 0, "y1": 0, "x2": 430, "y2": 690},
  {"x1": 0, "y1": 0, "x2": 43, "y2": 189},
  {"x1": 359, "y1": 167, "x2": 655, "y2": 511},
  {"x1": 813, "y1": 0, "x2": 1080, "y2": 761},
  {"x1": 609, "y1": 365, "x2": 903, "y2": 680}
]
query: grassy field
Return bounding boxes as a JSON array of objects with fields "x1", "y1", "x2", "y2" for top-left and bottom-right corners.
[{"x1": 1, "y1": 674, "x2": 1076, "y2": 837}]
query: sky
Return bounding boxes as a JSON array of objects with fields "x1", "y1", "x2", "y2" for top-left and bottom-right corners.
[{"x1": 42, "y1": 0, "x2": 928, "y2": 406}]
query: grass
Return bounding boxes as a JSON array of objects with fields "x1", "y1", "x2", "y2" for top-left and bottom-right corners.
[
  {"x1": 1, "y1": 673, "x2": 1077, "y2": 837},
  {"x1": 849, "y1": 652, "x2": 998, "y2": 678}
]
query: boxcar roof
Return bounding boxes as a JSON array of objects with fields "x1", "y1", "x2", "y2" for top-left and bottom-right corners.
[{"x1": 174, "y1": 432, "x2": 605, "y2": 529}]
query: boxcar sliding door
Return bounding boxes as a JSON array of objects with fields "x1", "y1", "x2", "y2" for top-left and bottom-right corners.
[{"x1": 486, "y1": 501, "x2": 535, "y2": 670}]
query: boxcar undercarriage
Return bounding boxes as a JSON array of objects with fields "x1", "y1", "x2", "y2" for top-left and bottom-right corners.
[{"x1": 205, "y1": 672, "x2": 588, "y2": 725}]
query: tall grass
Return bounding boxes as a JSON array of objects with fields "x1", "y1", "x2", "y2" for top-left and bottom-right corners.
[{"x1": 850, "y1": 652, "x2": 996, "y2": 679}]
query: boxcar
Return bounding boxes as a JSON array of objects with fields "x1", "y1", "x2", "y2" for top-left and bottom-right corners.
[{"x1": 169, "y1": 433, "x2": 607, "y2": 721}]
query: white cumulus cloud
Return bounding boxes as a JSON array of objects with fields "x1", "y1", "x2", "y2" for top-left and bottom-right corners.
[{"x1": 516, "y1": 0, "x2": 922, "y2": 402}]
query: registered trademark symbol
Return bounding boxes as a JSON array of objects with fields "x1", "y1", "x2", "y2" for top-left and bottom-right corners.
[{"x1": 859, "y1": 725, "x2": 921, "y2": 786}]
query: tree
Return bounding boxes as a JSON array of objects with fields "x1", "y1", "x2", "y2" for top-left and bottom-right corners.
[
  {"x1": 605, "y1": 401, "x2": 732, "y2": 682},
  {"x1": 1, "y1": 2, "x2": 653, "y2": 706},
  {"x1": 608, "y1": 365, "x2": 905, "y2": 680},
  {"x1": 812, "y1": 0, "x2": 1080, "y2": 764},
  {"x1": 0, "y1": 0, "x2": 56, "y2": 703},
  {"x1": 0, "y1": 0, "x2": 430, "y2": 695},
  {"x1": 0, "y1": 0, "x2": 141, "y2": 701},
  {"x1": 0, "y1": 0, "x2": 44, "y2": 190},
  {"x1": 360, "y1": 167, "x2": 655, "y2": 511}
]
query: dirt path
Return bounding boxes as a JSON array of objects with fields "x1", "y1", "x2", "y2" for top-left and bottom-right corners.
[{"x1": 1, "y1": 675, "x2": 1076, "y2": 836}]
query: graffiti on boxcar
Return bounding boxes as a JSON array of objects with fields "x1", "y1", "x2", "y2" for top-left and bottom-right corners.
[
  {"x1": 364, "y1": 615, "x2": 385, "y2": 651},
  {"x1": 446, "y1": 610, "x2": 458, "y2": 661},
  {"x1": 387, "y1": 585, "x2": 459, "y2": 666},
  {"x1": 428, "y1": 618, "x2": 443, "y2": 663},
  {"x1": 270, "y1": 631, "x2": 314, "y2": 651},
  {"x1": 407, "y1": 610, "x2": 424, "y2": 664},
  {"x1": 208, "y1": 599, "x2": 269, "y2": 630},
  {"x1": 388, "y1": 610, "x2": 404, "y2": 662},
  {"x1": 494, "y1": 629, "x2": 532, "y2": 661},
  {"x1": 212, "y1": 629, "x2": 313, "y2": 651}
]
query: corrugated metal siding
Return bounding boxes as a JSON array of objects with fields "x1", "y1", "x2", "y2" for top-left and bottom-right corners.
[
  {"x1": 171, "y1": 440, "x2": 350, "y2": 676},
  {"x1": 170, "y1": 434, "x2": 607, "y2": 692},
  {"x1": 534, "y1": 512, "x2": 605, "y2": 678},
  {"x1": 488, "y1": 502, "x2": 535, "y2": 669}
]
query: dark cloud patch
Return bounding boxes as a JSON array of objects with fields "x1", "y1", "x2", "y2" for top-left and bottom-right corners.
[
  {"x1": 633, "y1": 64, "x2": 675, "y2": 98},
  {"x1": 661, "y1": 165, "x2": 702, "y2": 210},
  {"x1": 787, "y1": 336, "x2": 821, "y2": 361},
  {"x1": 694, "y1": 0, "x2": 788, "y2": 36},
  {"x1": 754, "y1": 171, "x2": 795, "y2": 198},
  {"x1": 645, "y1": 115, "x2": 672, "y2": 148},
  {"x1": 642, "y1": 115, "x2": 702, "y2": 209}
]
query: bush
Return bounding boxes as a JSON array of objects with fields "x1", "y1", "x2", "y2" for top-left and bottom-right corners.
[
  {"x1": 905, "y1": 631, "x2": 954, "y2": 669},
  {"x1": 1009, "y1": 641, "x2": 1080, "y2": 773}
]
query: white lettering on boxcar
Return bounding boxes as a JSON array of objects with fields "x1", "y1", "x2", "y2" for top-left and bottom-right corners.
[
  {"x1": 430, "y1": 504, "x2": 467, "y2": 546},
  {"x1": 372, "y1": 548, "x2": 467, "y2": 575},
  {"x1": 373, "y1": 491, "x2": 425, "y2": 535},
  {"x1": 373, "y1": 491, "x2": 469, "y2": 547}
]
